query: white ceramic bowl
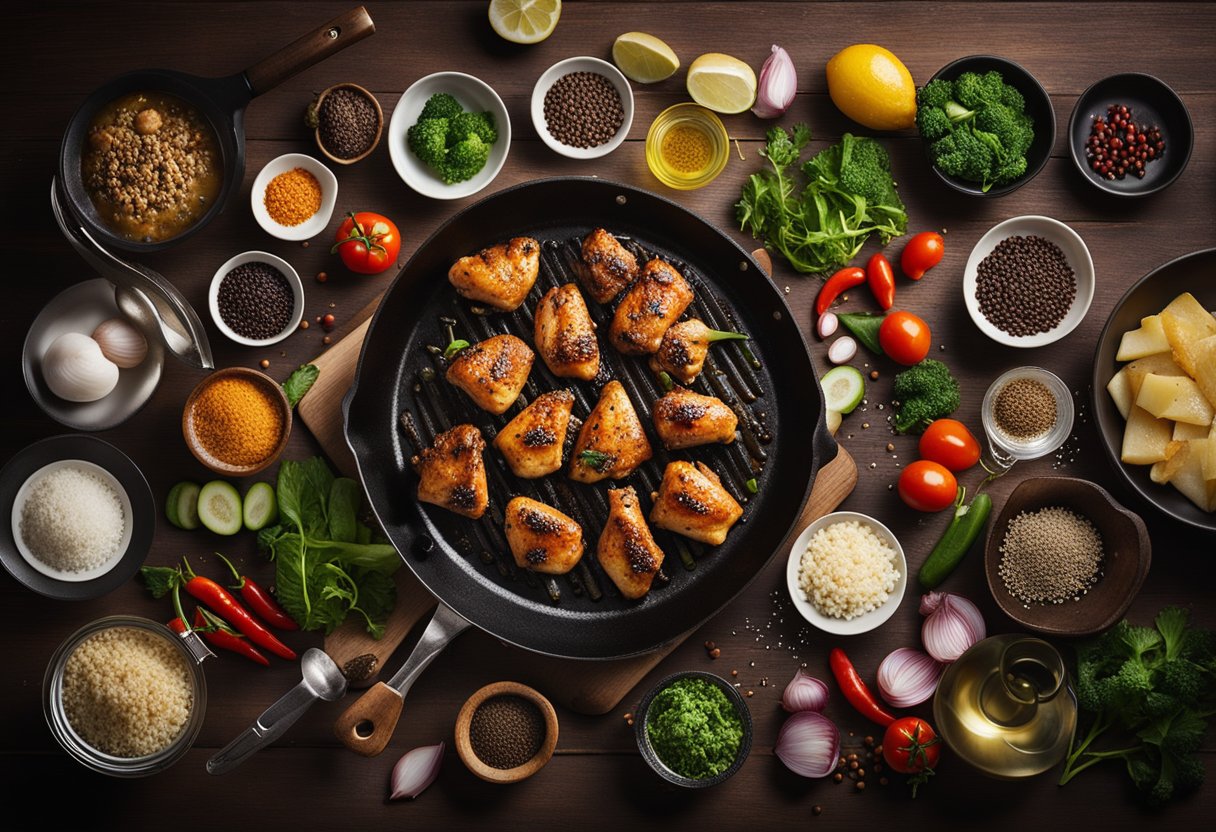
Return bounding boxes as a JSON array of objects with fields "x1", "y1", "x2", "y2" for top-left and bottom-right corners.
[
  {"x1": 531, "y1": 56, "x2": 634, "y2": 160},
  {"x1": 785, "y1": 511, "x2": 908, "y2": 636},
  {"x1": 962, "y1": 215, "x2": 1095, "y2": 348},
  {"x1": 387, "y1": 71, "x2": 511, "y2": 200},
  {"x1": 249, "y1": 153, "x2": 337, "y2": 241},
  {"x1": 208, "y1": 251, "x2": 304, "y2": 347}
]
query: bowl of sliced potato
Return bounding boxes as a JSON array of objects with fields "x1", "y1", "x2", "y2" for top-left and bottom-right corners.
[{"x1": 1093, "y1": 247, "x2": 1216, "y2": 532}]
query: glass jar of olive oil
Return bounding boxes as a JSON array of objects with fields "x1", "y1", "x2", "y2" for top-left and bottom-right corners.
[{"x1": 645, "y1": 103, "x2": 729, "y2": 190}]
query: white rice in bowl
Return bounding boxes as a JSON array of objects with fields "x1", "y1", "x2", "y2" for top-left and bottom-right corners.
[{"x1": 798, "y1": 519, "x2": 900, "y2": 620}]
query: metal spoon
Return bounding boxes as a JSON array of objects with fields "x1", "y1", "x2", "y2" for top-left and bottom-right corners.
[{"x1": 206, "y1": 648, "x2": 348, "y2": 775}]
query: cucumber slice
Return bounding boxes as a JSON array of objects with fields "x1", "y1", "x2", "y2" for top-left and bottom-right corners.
[
  {"x1": 243, "y1": 481, "x2": 279, "y2": 531},
  {"x1": 197, "y1": 480, "x2": 243, "y2": 536},
  {"x1": 165, "y1": 481, "x2": 201, "y2": 530},
  {"x1": 820, "y1": 366, "x2": 865, "y2": 415}
]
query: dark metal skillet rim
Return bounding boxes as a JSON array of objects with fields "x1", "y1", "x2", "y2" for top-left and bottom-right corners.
[{"x1": 343, "y1": 176, "x2": 836, "y2": 660}]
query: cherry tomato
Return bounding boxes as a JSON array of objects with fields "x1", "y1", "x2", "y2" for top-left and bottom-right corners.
[
  {"x1": 919, "y1": 418, "x2": 981, "y2": 471},
  {"x1": 866, "y1": 252, "x2": 896, "y2": 310},
  {"x1": 331, "y1": 211, "x2": 401, "y2": 275},
  {"x1": 898, "y1": 460, "x2": 957, "y2": 512},
  {"x1": 878, "y1": 310, "x2": 931, "y2": 365},
  {"x1": 883, "y1": 716, "x2": 941, "y2": 797},
  {"x1": 901, "y1": 232, "x2": 944, "y2": 280}
]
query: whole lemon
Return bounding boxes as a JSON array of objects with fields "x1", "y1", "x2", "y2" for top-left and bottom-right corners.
[{"x1": 825, "y1": 44, "x2": 917, "y2": 130}]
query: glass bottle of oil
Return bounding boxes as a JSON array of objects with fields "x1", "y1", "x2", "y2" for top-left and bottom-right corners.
[{"x1": 933, "y1": 635, "x2": 1077, "y2": 778}]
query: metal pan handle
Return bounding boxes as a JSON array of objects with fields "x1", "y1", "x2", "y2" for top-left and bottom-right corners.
[{"x1": 243, "y1": 6, "x2": 376, "y2": 98}]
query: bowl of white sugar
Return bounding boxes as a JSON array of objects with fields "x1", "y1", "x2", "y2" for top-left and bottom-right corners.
[
  {"x1": 786, "y1": 511, "x2": 908, "y2": 636},
  {"x1": 0, "y1": 434, "x2": 154, "y2": 600}
]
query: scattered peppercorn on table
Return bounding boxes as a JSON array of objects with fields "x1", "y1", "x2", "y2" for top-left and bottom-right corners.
[{"x1": 3, "y1": 2, "x2": 1214, "y2": 828}]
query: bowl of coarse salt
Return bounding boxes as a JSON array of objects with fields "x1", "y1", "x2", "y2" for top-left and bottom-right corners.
[{"x1": 786, "y1": 511, "x2": 908, "y2": 636}]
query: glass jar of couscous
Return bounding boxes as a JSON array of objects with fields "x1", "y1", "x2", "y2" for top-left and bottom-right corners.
[
  {"x1": 645, "y1": 103, "x2": 730, "y2": 190},
  {"x1": 43, "y1": 615, "x2": 210, "y2": 777}
]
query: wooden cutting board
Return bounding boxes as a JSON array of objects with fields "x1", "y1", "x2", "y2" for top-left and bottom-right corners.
[{"x1": 296, "y1": 254, "x2": 858, "y2": 715}]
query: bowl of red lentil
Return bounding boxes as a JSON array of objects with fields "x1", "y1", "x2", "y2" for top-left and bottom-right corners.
[
  {"x1": 250, "y1": 153, "x2": 337, "y2": 241},
  {"x1": 983, "y1": 476, "x2": 1151, "y2": 637},
  {"x1": 454, "y1": 681, "x2": 559, "y2": 784},
  {"x1": 181, "y1": 367, "x2": 291, "y2": 477},
  {"x1": 208, "y1": 251, "x2": 304, "y2": 347},
  {"x1": 531, "y1": 56, "x2": 634, "y2": 160}
]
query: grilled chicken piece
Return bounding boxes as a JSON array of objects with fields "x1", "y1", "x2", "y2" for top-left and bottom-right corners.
[
  {"x1": 448, "y1": 237, "x2": 541, "y2": 311},
  {"x1": 569, "y1": 380, "x2": 654, "y2": 484},
  {"x1": 649, "y1": 319, "x2": 749, "y2": 385},
  {"x1": 412, "y1": 424, "x2": 489, "y2": 519},
  {"x1": 597, "y1": 486, "x2": 665, "y2": 600},
  {"x1": 504, "y1": 496, "x2": 585, "y2": 575},
  {"x1": 445, "y1": 334, "x2": 535, "y2": 415},
  {"x1": 492, "y1": 390, "x2": 575, "y2": 479},
  {"x1": 609, "y1": 258, "x2": 695, "y2": 356},
  {"x1": 533, "y1": 284, "x2": 600, "y2": 380},
  {"x1": 649, "y1": 461, "x2": 743, "y2": 546},
  {"x1": 578, "y1": 227, "x2": 639, "y2": 304},
  {"x1": 652, "y1": 388, "x2": 738, "y2": 450}
]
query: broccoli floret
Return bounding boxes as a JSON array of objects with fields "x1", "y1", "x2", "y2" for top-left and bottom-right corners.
[
  {"x1": 916, "y1": 79, "x2": 954, "y2": 111},
  {"x1": 836, "y1": 135, "x2": 907, "y2": 235},
  {"x1": 407, "y1": 117, "x2": 449, "y2": 167},
  {"x1": 891, "y1": 359, "x2": 961, "y2": 434},
  {"x1": 999, "y1": 83, "x2": 1026, "y2": 111},
  {"x1": 916, "y1": 106, "x2": 952, "y2": 141},
  {"x1": 419, "y1": 92, "x2": 463, "y2": 121},
  {"x1": 953, "y1": 70, "x2": 1006, "y2": 109},
  {"x1": 930, "y1": 129, "x2": 994, "y2": 184},
  {"x1": 439, "y1": 134, "x2": 490, "y2": 184},
  {"x1": 447, "y1": 111, "x2": 497, "y2": 146},
  {"x1": 974, "y1": 103, "x2": 1036, "y2": 159}
]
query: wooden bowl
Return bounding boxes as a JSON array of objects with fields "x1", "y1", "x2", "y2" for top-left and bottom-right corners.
[
  {"x1": 984, "y1": 476, "x2": 1151, "y2": 637},
  {"x1": 181, "y1": 367, "x2": 291, "y2": 477},
  {"x1": 454, "y1": 681, "x2": 558, "y2": 784},
  {"x1": 313, "y1": 82, "x2": 383, "y2": 165}
]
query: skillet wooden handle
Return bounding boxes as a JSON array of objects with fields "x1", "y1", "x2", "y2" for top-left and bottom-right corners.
[
  {"x1": 244, "y1": 6, "x2": 376, "y2": 97},
  {"x1": 333, "y1": 681, "x2": 403, "y2": 757}
]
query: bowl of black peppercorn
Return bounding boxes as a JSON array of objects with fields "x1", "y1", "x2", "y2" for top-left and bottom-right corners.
[
  {"x1": 311, "y1": 82, "x2": 383, "y2": 165},
  {"x1": 454, "y1": 681, "x2": 558, "y2": 784},
  {"x1": 208, "y1": 251, "x2": 304, "y2": 347}
]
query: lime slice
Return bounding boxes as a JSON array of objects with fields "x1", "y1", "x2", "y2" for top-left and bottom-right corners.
[
  {"x1": 820, "y1": 365, "x2": 866, "y2": 414},
  {"x1": 488, "y1": 0, "x2": 561, "y2": 45},
  {"x1": 612, "y1": 32, "x2": 680, "y2": 84},
  {"x1": 686, "y1": 53, "x2": 757, "y2": 114}
]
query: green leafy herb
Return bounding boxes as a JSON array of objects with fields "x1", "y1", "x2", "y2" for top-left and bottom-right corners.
[
  {"x1": 283, "y1": 364, "x2": 320, "y2": 408},
  {"x1": 1059, "y1": 606, "x2": 1216, "y2": 806},
  {"x1": 444, "y1": 339, "x2": 470, "y2": 360},
  {"x1": 647, "y1": 677, "x2": 744, "y2": 779},
  {"x1": 578, "y1": 449, "x2": 614, "y2": 473},
  {"x1": 736, "y1": 125, "x2": 908, "y2": 275},
  {"x1": 258, "y1": 457, "x2": 400, "y2": 638},
  {"x1": 837, "y1": 312, "x2": 885, "y2": 356}
]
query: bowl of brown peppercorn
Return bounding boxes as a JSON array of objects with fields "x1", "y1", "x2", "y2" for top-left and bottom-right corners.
[
  {"x1": 310, "y1": 82, "x2": 383, "y2": 165},
  {"x1": 531, "y1": 56, "x2": 634, "y2": 160},
  {"x1": 207, "y1": 251, "x2": 304, "y2": 348},
  {"x1": 454, "y1": 681, "x2": 558, "y2": 784}
]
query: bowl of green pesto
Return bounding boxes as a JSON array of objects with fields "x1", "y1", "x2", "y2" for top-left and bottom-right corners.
[{"x1": 635, "y1": 671, "x2": 752, "y2": 788}]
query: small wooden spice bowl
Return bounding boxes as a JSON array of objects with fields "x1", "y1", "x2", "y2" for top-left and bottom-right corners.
[
  {"x1": 454, "y1": 681, "x2": 558, "y2": 784},
  {"x1": 312, "y1": 82, "x2": 384, "y2": 165},
  {"x1": 181, "y1": 367, "x2": 292, "y2": 477},
  {"x1": 984, "y1": 476, "x2": 1151, "y2": 637}
]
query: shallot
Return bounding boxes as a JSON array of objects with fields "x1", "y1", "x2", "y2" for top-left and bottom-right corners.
[
  {"x1": 781, "y1": 668, "x2": 829, "y2": 713},
  {"x1": 752, "y1": 45, "x2": 797, "y2": 119},
  {"x1": 389, "y1": 742, "x2": 444, "y2": 800},
  {"x1": 774, "y1": 711, "x2": 840, "y2": 778},
  {"x1": 920, "y1": 592, "x2": 985, "y2": 663},
  {"x1": 817, "y1": 311, "x2": 839, "y2": 339},
  {"x1": 827, "y1": 335, "x2": 857, "y2": 364},
  {"x1": 877, "y1": 648, "x2": 944, "y2": 708}
]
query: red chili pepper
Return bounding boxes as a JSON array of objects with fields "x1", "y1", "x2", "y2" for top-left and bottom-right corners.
[
  {"x1": 815, "y1": 267, "x2": 866, "y2": 317},
  {"x1": 215, "y1": 553, "x2": 298, "y2": 631},
  {"x1": 829, "y1": 647, "x2": 896, "y2": 727},
  {"x1": 866, "y1": 252, "x2": 896, "y2": 310},
  {"x1": 182, "y1": 558, "x2": 296, "y2": 660},
  {"x1": 193, "y1": 608, "x2": 270, "y2": 667}
]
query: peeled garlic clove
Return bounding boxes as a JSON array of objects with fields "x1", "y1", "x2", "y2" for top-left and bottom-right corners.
[
  {"x1": 827, "y1": 335, "x2": 857, "y2": 365},
  {"x1": 42, "y1": 332, "x2": 120, "y2": 403},
  {"x1": 92, "y1": 317, "x2": 147, "y2": 369}
]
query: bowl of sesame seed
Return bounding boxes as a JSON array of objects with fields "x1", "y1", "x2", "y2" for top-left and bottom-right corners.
[{"x1": 983, "y1": 476, "x2": 1151, "y2": 637}]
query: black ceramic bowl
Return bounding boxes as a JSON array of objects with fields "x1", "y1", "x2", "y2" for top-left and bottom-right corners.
[
  {"x1": 1091, "y1": 248, "x2": 1216, "y2": 533},
  {"x1": 921, "y1": 55, "x2": 1055, "y2": 197},
  {"x1": 1068, "y1": 72, "x2": 1192, "y2": 197},
  {"x1": 635, "y1": 670, "x2": 753, "y2": 789}
]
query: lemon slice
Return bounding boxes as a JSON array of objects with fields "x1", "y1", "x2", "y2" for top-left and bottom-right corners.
[
  {"x1": 488, "y1": 0, "x2": 561, "y2": 45},
  {"x1": 686, "y1": 53, "x2": 757, "y2": 114},
  {"x1": 612, "y1": 32, "x2": 680, "y2": 84}
]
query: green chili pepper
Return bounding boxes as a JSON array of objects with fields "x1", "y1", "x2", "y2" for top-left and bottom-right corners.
[{"x1": 917, "y1": 488, "x2": 992, "y2": 590}]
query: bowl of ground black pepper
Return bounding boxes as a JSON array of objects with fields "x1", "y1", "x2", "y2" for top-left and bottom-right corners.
[
  {"x1": 532, "y1": 56, "x2": 634, "y2": 160},
  {"x1": 983, "y1": 476, "x2": 1150, "y2": 636},
  {"x1": 182, "y1": 367, "x2": 291, "y2": 476},
  {"x1": 208, "y1": 252, "x2": 303, "y2": 347},
  {"x1": 454, "y1": 681, "x2": 558, "y2": 784},
  {"x1": 635, "y1": 670, "x2": 752, "y2": 789},
  {"x1": 311, "y1": 83, "x2": 383, "y2": 165},
  {"x1": 962, "y1": 216, "x2": 1095, "y2": 348},
  {"x1": 250, "y1": 153, "x2": 337, "y2": 241}
]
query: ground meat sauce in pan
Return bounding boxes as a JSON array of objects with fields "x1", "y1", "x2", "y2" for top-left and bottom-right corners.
[{"x1": 81, "y1": 91, "x2": 222, "y2": 243}]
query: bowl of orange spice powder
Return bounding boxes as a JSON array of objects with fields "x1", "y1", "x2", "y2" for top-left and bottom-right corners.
[
  {"x1": 182, "y1": 368, "x2": 291, "y2": 476},
  {"x1": 250, "y1": 153, "x2": 337, "y2": 242}
]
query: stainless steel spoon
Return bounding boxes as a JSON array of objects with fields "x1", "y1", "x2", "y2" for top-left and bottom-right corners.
[{"x1": 206, "y1": 648, "x2": 348, "y2": 775}]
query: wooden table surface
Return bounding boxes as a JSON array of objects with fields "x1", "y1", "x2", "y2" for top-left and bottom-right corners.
[{"x1": 2, "y1": 2, "x2": 1213, "y2": 828}]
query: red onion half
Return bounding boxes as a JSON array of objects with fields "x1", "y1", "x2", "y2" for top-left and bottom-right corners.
[
  {"x1": 775, "y1": 711, "x2": 840, "y2": 779},
  {"x1": 781, "y1": 668, "x2": 830, "y2": 713},
  {"x1": 389, "y1": 742, "x2": 444, "y2": 800},
  {"x1": 877, "y1": 648, "x2": 945, "y2": 708},
  {"x1": 920, "y1": 592, "x2": 986, "y2": 663}
]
